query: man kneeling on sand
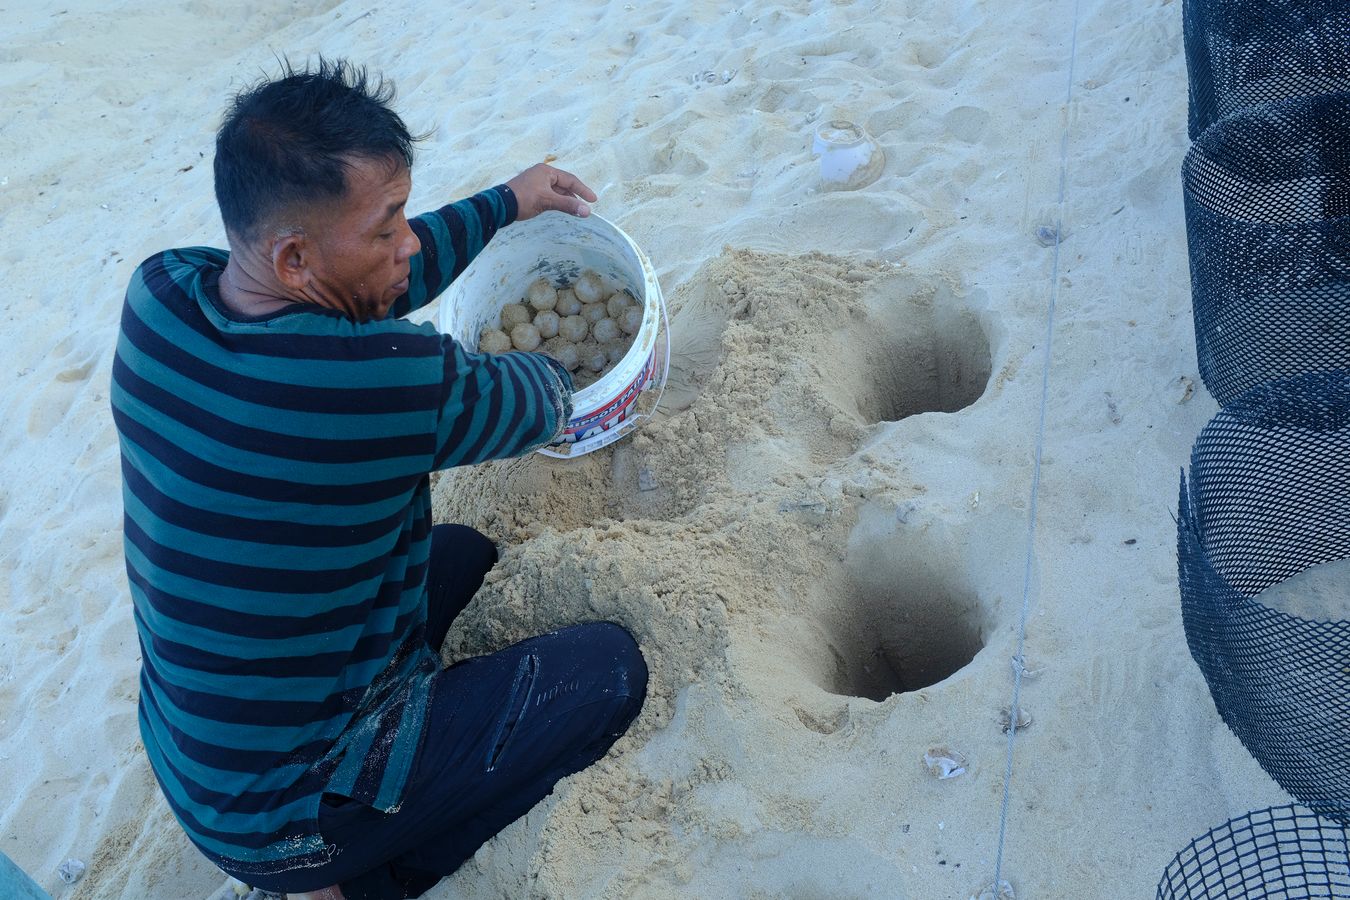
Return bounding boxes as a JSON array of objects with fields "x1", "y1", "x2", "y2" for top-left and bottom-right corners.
[{"x1": 111, "y1": 58, "x2": 647, "y2": 900}]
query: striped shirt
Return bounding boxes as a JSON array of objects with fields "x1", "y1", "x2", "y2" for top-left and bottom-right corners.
[{"x1": 111, "y1": 186, "x2": 572, "y2": 877}]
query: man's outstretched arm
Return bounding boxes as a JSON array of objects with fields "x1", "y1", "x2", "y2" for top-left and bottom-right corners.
[
  {"x1": 391, "y1": 164, "x2": 597, "y2": 318},
  {"x1": 431, "y1": 340, "x2": 574, "y2": 468}
]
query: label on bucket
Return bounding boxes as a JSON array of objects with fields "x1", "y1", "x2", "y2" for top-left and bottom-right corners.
[{"x1": 548, "y1": 349, "x2": 656, "y2": 455}]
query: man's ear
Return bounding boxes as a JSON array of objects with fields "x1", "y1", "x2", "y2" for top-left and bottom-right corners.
[{"x1": 271, "y1": 231, "x2": 310, "y2": 292}]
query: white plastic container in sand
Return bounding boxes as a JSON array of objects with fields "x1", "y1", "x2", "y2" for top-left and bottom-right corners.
[
  {"x1": 438, "y1": 210, "x2": 669, "y2": 458},
  {"x1": 810, "y1": 120, "x2": 884, "y2": 190}
]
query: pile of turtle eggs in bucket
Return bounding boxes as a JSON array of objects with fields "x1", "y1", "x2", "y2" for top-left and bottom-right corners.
[
  {"x1": 478, "y1": 270, "x2": 642, "y2": 389},
  {"x1": 440, "y1": 209, "x2": 669, "y2": 458}
]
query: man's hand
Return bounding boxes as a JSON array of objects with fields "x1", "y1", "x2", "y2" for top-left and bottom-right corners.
[{"x1": 506, "y1": 164, "x2": 598, "y2": 221}]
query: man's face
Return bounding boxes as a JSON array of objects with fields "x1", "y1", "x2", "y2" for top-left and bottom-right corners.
[{"x1": 304, "y1": 155, "x2": 420, "y2": 321}]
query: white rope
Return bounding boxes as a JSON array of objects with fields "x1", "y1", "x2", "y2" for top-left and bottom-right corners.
[{"x1": 991, "y1": 0, "x2": 1083, "y2": 892}]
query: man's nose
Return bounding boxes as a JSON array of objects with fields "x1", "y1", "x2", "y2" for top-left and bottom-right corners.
[{"x1": 400, "y1": 223, "x2": 421, "y2": 261}]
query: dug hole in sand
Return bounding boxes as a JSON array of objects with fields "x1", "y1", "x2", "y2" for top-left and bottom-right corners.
[{"x1": 428, "y1": 248, "x2": 1023, "y2": 897}]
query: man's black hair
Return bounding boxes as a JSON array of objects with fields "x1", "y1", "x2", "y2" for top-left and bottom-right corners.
[{"x1": 214, "y1": 57, "x2": 417, "y2": 242}]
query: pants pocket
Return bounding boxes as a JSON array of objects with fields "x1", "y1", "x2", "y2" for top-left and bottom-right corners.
[{"x1": 485, "y1": 653, "x2": 538, "y2": 773}]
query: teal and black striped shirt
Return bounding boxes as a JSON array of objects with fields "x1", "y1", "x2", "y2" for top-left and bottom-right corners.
[{"x1": 111, "y1": 186, "x2": 571, "y2": 877}]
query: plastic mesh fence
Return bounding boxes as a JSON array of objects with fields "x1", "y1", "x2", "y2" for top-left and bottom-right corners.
[
  {"x1": 1183, "y1": 0, "x2": 1350, "y2": 140},
  {"x1": 1183, "y1": 92, "x2": 1350, "y2": 407},
  {"x1": 1157, "y1": 805, "x2": 1350, "y2": 899},
  {"x1": 1177, "y1": 370, "x2": 1350, "y2": 825}
]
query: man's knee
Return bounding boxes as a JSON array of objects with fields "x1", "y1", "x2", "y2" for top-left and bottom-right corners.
[
  {"x1": 588, "y1": 621, "x2": 648, "y2": 710},
  {"x1": 431, "y1": 524, "x2": 498, "y2": 574}
]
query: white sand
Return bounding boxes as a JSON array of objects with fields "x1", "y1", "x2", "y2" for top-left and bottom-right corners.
[{"x1": 0, "y1": 0, "x2": 1304, "y2": 897}]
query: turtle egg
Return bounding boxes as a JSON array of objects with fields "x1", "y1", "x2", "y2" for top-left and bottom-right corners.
[
  {"x1": 585, "y1": 348, "x2": 608, "y2": 372},
  {"x1": 574, "y1": 271, "x2": 604, "y2": 304},
  {"x1": 510, "y1": 323, "x2": 542, "y2": 352},
  {"x1": 500, "y1": 303, "x2": 532, "y2": 329},
  {"x1": 555, "y1": 342, "x2": 581, "y2": 372},
  {"x1": 555, "y1": 288, "x2": 582, "y2": 317},
  {"x1": 604, "y1": 340, "x2": 629, "y2": 364},
  {"x1": 478, "y1": 329, "x2": 512, "y2": 354},
  {"x1": 526, "y1": 279, "x2": 558, "y2": 311},
  {"x1": 620, "y1": 306, "x2": 643, "y2": 335},
  {"x1": 606, "y1": 292, "x2": 634, "y2": 318},
  {"x1": 581, "y1": 302, "x2": 608, "y2": 324},
  {"x1": 534, "y1": 310, "x2": 560, "y2": 339},
  {"x1": 559, "y1": 315, "x2": 589, "y2": 343},
  {"x1": 592, "y1": 317, "x2": 620, "y2": 343}
]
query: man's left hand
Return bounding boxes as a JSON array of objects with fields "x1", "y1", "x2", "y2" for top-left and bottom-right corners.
[{"x1": 506, "y1": 164, "x2": 598, "y2": 220}]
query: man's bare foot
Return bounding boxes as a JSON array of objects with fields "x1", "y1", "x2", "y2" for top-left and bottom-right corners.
[{"x1": 286, "y1": 887, "x2": 346, "y2": 900}]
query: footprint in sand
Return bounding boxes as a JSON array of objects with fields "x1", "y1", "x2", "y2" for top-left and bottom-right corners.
[
  {"x1": 911, "y1": 38, "x2": 954, "y2": 69},
  {"x1": 27, "y1": 344, "x2": 99, "y2": 439},
  {"x1": 943, "y1": 106, "x2": 992, "y2": 144},
  {"x1": 789, "y1": 698, "x2": 849, "y2": 735}
]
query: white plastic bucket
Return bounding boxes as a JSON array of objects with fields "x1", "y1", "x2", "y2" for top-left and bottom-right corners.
[{"x1": 438, "y1": 210, "x2": 669, "y2": 458}]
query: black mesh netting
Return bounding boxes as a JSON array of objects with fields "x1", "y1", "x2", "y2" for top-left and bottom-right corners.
[
  {"x1": 1178, "y1": 370, "x2": 1350, "y2": 825},
  {"x1": 1183, "y1": 92, "x2": 1350, "y2": 407},
  {"x1": 1183, "y1": 0, "x2": 1350, "y2": 140},
  {"x1": 1157, "y1": 805, "x2": 1350, "y2": 899}
]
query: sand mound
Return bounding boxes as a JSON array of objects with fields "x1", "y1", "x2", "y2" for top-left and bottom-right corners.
[{"x1": 429, "y1": 249, "x2": 1001, "y2": 896}]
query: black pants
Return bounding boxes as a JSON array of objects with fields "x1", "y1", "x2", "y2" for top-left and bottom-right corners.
[{"x1": 310, "y1": 525, "x2": 648, "y2": 898}]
